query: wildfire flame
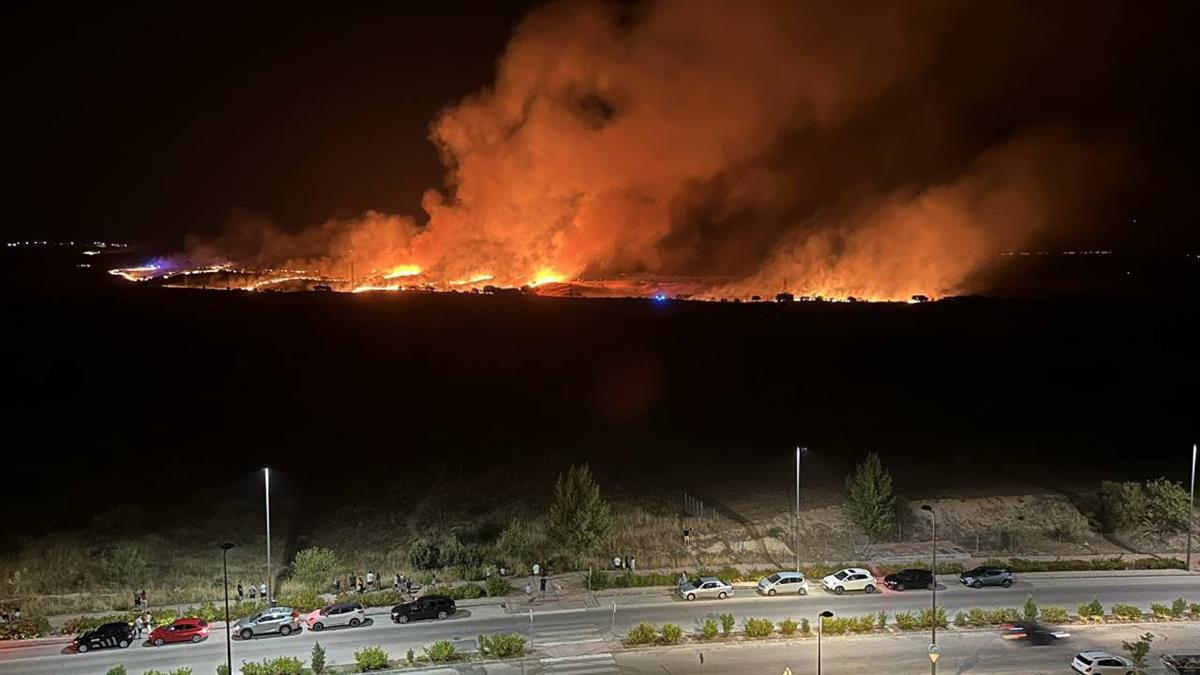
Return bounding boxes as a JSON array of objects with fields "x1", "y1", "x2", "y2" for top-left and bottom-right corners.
[{"x1": 383, "y1": 264, "x2": 421, "y2": 279}]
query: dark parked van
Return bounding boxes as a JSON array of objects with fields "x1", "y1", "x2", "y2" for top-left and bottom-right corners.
[
  {"x1": 390, "y1": 595, "x2": 456, "y2": 624},
  {"x1": 882, "y1": 568, "x2": 934, "y2": 591}
]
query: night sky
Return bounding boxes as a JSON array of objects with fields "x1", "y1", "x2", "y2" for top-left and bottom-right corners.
[{"x1": 3, "y1": 0, "x2": 1198, "y2": 253}]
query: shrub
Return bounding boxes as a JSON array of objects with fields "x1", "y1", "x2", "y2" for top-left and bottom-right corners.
[
  {"x1": 484, "y1": 576, "x2": 513, "y2": 597},
  {"x1": 196, "y1": 601, "x2": 221, "y2": 623},
  {"x1": 1111, "y1": 604, "x2": 1142, "y2": 622},
  {"x1": 953, "y1": 611, "x2": 967, "y2": 627},
  {"x1": 1191, "y1": 603, "x2": 1200, "y2": 618},
  {"x1": 918, "y1": 608, "x2": 948, "y2": 629},
  {"x1": 496, "y1": 518, "x2": 548, "y2": 573},
  {"x1": 801, "y1": 617, "x2": 810, "y2": 635},
  {"x1": 424, "y1": 640, "x2": 458, "y2": 663},
  {"x1": 106, "y1": 668, "x2": 127, "y2": 675},
  {"x1": 876, "y1": 611, "x2": 887, "y2": 629},
  {"x1": 1132, "y1": 557, "x2": 1186, "y2": 570},
  {"x1": 102, "y1": 545, "x2": 148, "y2": 585},
  {"x1": 1024, "y1": 595, "x2": 1038, "y2": 621},
  {"x1": 170, "y1": 670, "x2": 193, "y2": 675},
  {"x1": 311, "y1": 642, "x2": 326, "y2": 674},
  {"x1": 1150, "y1": 603, "x2": 1171, "y2": 620},
  {"x1": 894, "y1": 611, "x2": 918, "y2": 630},
  {"x1": 660, "y1": 623, "x2": 683, "y2": 645},
  {"x1": 1078, "y1": 597, "x2": 1104, "y2": 621},
  {"x1": 143, "y1": 670, "x2": 166, "y2": 675},
  {"x1": 701, "y1": 618, "x2": 718, "y2": 639},
  {"x1": 744, "y1": 618, "x2": 774, "y2": 638},
  {"x1": 355, "y1": 646, "x2": 391, "y2": 671},
  {"x1": 0, "y1": 616, "x2": 51, "y2": 640},
  {"x1": 277, "y1": 587, "x2": 323, "y2": 613},
  {"x1": 408, "y1": 537, "x2": 442, "y2": 571},
  {"x1": 780, "y1": 618, "x2": 798, "y2": 636},
  {"x1": 290, "y1": 547, "x2": 339, "y2": 591},
  {"x1": 1040, "y1": 607, "x2": 1069, "y2": 623},
  {"x1": 1170, "y1": 598, "x2": 1188, "y2": 619},
  {"x1": 821, "y1": 617, "x2": 851, "y2": 635},
  {"x1": 477, "y1": 633, "x2": 526, "y2": 658},
  {"x1": 239, "y1": 657, "x2": 303, "y2": 675},
  {"x1": 217, "y1": 665, "x2": 229, "y2": 675},
  {"x1": 626, "y1": 623, "x2": 658, "y2": 646},
  {"x1": 719, "y1": 613, "x2": 735, "y2": 636},
  {"x1": 585, "y1": 570, "x2": 609, "y2": 590},
  {"x1": 446, "y1": 583, "x2": 486, "y2": 600},
  {"x1": 406, "y1": 648, "x2": 414, "y2": 665}
]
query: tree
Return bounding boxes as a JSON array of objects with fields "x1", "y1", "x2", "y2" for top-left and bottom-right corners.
[
  {"x1": 310, "y1": 641, "x2": 327, "y2": 674},
  {"x1": 548, "y1": 464, "x2": 612, "y2": 563},
  {"x1": 290, "y1": 547, "x2": 339, "y2": 591},
  {"x1": 844, "y1": 452, "x2": 897, "y2": 541},
  {"x1": 407, "y1": 537, "x2": 442, "y2": 570},
  {"x1": 1023, "y1": 594, "x2": 1038, "y2": 621},
  {"x1": 1122, "y1": 632, "x2": 1154, "y2": 674},
  {"x1": 103, "y1": 545, "x2": 148, "y2": 585}
]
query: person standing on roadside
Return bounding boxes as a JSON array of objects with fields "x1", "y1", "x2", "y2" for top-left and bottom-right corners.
[
  {"x1": 237, "y1": 582, "x2": 244, "y2": 602},
  {"x1": 140, "y1": 589, "x2": 148, "y2": 608},
  {"x1": 134, "y1": 614, "x2": 144, "y2": 638},
  {"x1": 259, "y1": 582, "x2": 267, "y2": 601},
  {"x1": 393, "y1": 572, "x2": 401, "y2": 590},
  {"x1": 248, "y1": 585, "x2": 257, "y2": 601},
  {"x1": 366, "y1": 570, "x2": 375, "y2": 591}
]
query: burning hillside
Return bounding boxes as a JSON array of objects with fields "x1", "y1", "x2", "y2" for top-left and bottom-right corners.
[{"x1": 112, "y1": 0, "x2": 1132, "y2": 301}]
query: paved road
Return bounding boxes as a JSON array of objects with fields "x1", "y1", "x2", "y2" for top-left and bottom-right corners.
[{"x1": 0, "y1": 572, "x2": 1195, "y2": 675}]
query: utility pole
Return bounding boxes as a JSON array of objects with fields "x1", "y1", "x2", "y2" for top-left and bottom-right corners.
[
  {"x1": 795, "y1": 447, "x2": 803, "y2": 571},
  {"x1": 221, "y1": 543, "x2": 234, "y2": 675},
  {"x1": 921, "y1": 505, "x2": 937, "y2": 675},
  {"x1": 264, "y1": 467, "x2": 272, "y2": 603}
]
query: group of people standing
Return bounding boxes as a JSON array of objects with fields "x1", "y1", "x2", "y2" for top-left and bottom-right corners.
[
  {"x1": 0, "y1": 606, "x2": 20, "y2": 623},
  {"x1": 132, "y1": 610, "x2": 153, "y2": 637},
  {"x1": 612, "y1": 555, "x2": 637, "y2": 571},
  {"x1": 334, "y1": 571, "x2": 419, "y2": 595},
  {"x1": 233, "y1": 582, "x2": 269, "y2": 603}
]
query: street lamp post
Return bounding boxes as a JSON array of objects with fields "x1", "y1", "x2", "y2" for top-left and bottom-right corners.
[
  {"x1": 264, "y1": 467, "x2": 271, "y2": 603},
  {"x1": 795, "y1": 446, "x2": 804, "y2": 572},
  {"x1": 817, "y1": 610, "x2": 833, "y2": 675},
  {"x1": 221, "y1": 543, "x2": 234, "y2": 675},
  {"x1": 1187, "y1": 444, "x2": 1196, "y2": 571},
  {"x1": 921, "y1": 505, "x2": 937, "y2": 675}
]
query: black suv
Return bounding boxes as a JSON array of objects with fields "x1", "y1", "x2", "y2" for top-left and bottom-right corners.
[
  {"x1": 74, "y1": 621, "x2": 137, "y2": 653},
  {"x1": 391, "y1": 595, "x2": 456, "y2": 624},
  {"x1": 882, "y1": 568, "x2": 934, "y2": 591}
]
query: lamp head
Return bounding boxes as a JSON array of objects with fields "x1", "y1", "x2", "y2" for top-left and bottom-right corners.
[
  {"x1": 221, "y1": 543, "x2": 235, "y2": 551},
  {"x1": 920, "y1": 504, "x2": 934, "y2": 513},
  {"x1": 819, "y1": 610, "x2": 834, "y2": 618}
]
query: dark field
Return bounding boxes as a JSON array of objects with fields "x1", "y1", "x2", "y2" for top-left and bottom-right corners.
[{"x1": 5, "y1": 249, "x2": 1197, "y2": 541}]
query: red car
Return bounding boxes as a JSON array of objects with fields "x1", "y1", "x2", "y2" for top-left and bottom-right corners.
[{"x1": 149, "y1": 618, "x2": 210, "y2": 646}]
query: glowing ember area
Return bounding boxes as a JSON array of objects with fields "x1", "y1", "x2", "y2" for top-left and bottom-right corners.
[
  {"x1": 530, "y1": 269, "x2": 566, "y2": 286},
  {"x1": 383, "y1": 264, "x2": 421, "y2": 279},
  {"x1": 449, "y1": 274, "x2": 494, "y2": 286},
  {"x1": 109, "y1": 264, "x2": 163, "y2": 282}
]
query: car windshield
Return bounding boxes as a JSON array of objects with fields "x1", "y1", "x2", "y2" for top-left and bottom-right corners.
[
  {"x1": 320, "y1": 606, "x2": 332, "y2": 615},
  {"x1": 690, "y1": 579, "x2": 704, "y2": 588},
  {"x1": 834, "y1": 571, "x2": 849, "y2": 580},
  {"x1": 767, "y1": 574, "x2": 781, "y2": 583}
]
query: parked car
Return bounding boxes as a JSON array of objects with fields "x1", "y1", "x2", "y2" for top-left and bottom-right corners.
[
  {"x1": 1071, "y1": 651, "x2": 1133, "y2": 674},
  {"x1": 1000, "y1": 621, "x2": 1069, "y2": 645},
  {"x1": 149, "y1": 618, "x2": 210, "y2": 646},
  {"x1": 756, "y1": 571, "x2": 809, "y2": 596},
  {"x1": 960, "y1": 566, "x2": 1015, "y2": 589},
  {"x1": 73, "y1": 622, "x2": 136, "y2": 653},
  {"x1": 233, "y1": 607, "x2": 301, "y2": 639},
  {"x1": 391, "y1": 595, "x2": 457, "y2": 623},
  {"x1": 883, "y1": 568, "x2": 933, "y2": 591},
  {"x1": 677, "y1": 576, "x2": 734, "y2": 601},
  {"x1": 305, "y1": 602, "x2": 365, "y2": 631},
  {"x1": 821, "y1": 568, "x2": 877, "y2": 595}
]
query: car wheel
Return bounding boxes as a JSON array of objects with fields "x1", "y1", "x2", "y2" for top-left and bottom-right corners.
[
  {"x1": 279, "y1": 625, "x2": 292, "y2": 636},
  {"x1": 119, "y1": 639, "x2": 130, "y2": 648},
  {"x1": 799, "y1": 588, "x2": 807, "y2": 596},
  {"x1": 864, "y1": 584, "x2": 876, "y2": 594},
  {"x1": 240, "y1": 628, "x2": 254, "y2": 640},
  {"x1": 1001, "y1": 579, "x2": 1013, "y2": 588},
  {"x1": 686, "y1": 593, "x2": 696, "y2": 601},
  {"x1": 398, "y1": 614, "x2": 409, "y2": 624},
  {"x1": 718, "y1": 591, "x2": 728, "y2": 599},
  {"x1": 349, "y1": 618, "x2": 361, "y2": 627},
  {"x1": 153, "y1": 638, "x2": 164, "y2": 646},
  {"x1": 437, "y1": 611, "x2": 448, "y2": 620},
  {"x1": 895, "y1": 583, "x2": 905, "y2": 592},
  {"x1": 971, "y1": 580, "x2": 982, "y2": 589},
  {"x1": 191, "y1": 635, "x2": 202, "y2": 643},
  {"x1": 78, "y1": 643, "x2": 89, "y2": 653},
  {"x1": 927, "y1": 582, "x2": 935, "y2": 591},
  {"x1": 312, "y1": 622, "x2": 324, "y2": 631},
  {"x1": 834, "y1": 586, "x2": 844, "y2": 595},
  {"x1": 767, "y1": 589, "x2": 777, "y2": 596}
]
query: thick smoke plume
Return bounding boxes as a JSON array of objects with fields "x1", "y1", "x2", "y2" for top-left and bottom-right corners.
[{"x1": 187, "y1": 0, "x2": 1130, "y2": 299}]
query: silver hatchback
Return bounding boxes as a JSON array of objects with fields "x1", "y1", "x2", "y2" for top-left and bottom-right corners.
[
  {"x1": 233, "y1": 607, "x2": 300, "y2": 639},
  {"x1": 677, "y1": 576, "x2": 734, "y2": 601},
  {"x1": 757, "y1": 571, "x2": 809, "y2": 596}
]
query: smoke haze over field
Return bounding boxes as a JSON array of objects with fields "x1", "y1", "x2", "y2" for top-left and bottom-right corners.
[{"x1": 176, "y1": 0, "x2": 1176, "y2": 298}]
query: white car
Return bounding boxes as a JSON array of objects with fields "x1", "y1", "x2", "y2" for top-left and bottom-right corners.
[
  {"x1": 304, "y1": 602, "x2": 365, "y2": 631},
  {"x1": 821, "y1": 568, "x2": 877, "y2": 595},
  {"x1": 757, "y1": 571, "x2": 809, "y2": 596},
  {"x1": 1071, "y1": 651, "x2": 1133, "y2": 674}
]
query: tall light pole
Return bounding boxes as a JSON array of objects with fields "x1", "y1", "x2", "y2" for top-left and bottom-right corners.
[
  {"x1": 264, "y1": 467, "x2": 272, "y2": 603},
  {"x1": 795, "y1": 446, "x2": 804, "y2": 572},
  {"x1": 1187, "y1": 444, "x2": 1196, "y2": 571},
  {"x1": 817, "y1": 610, "x2": 833, "y2": 675},
  {"x1": 221, "y1": 543, "x2": 234, "y2": 675},
  {"x1": 921, "y1": 505, "x2": 937, "y2": 675}
]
